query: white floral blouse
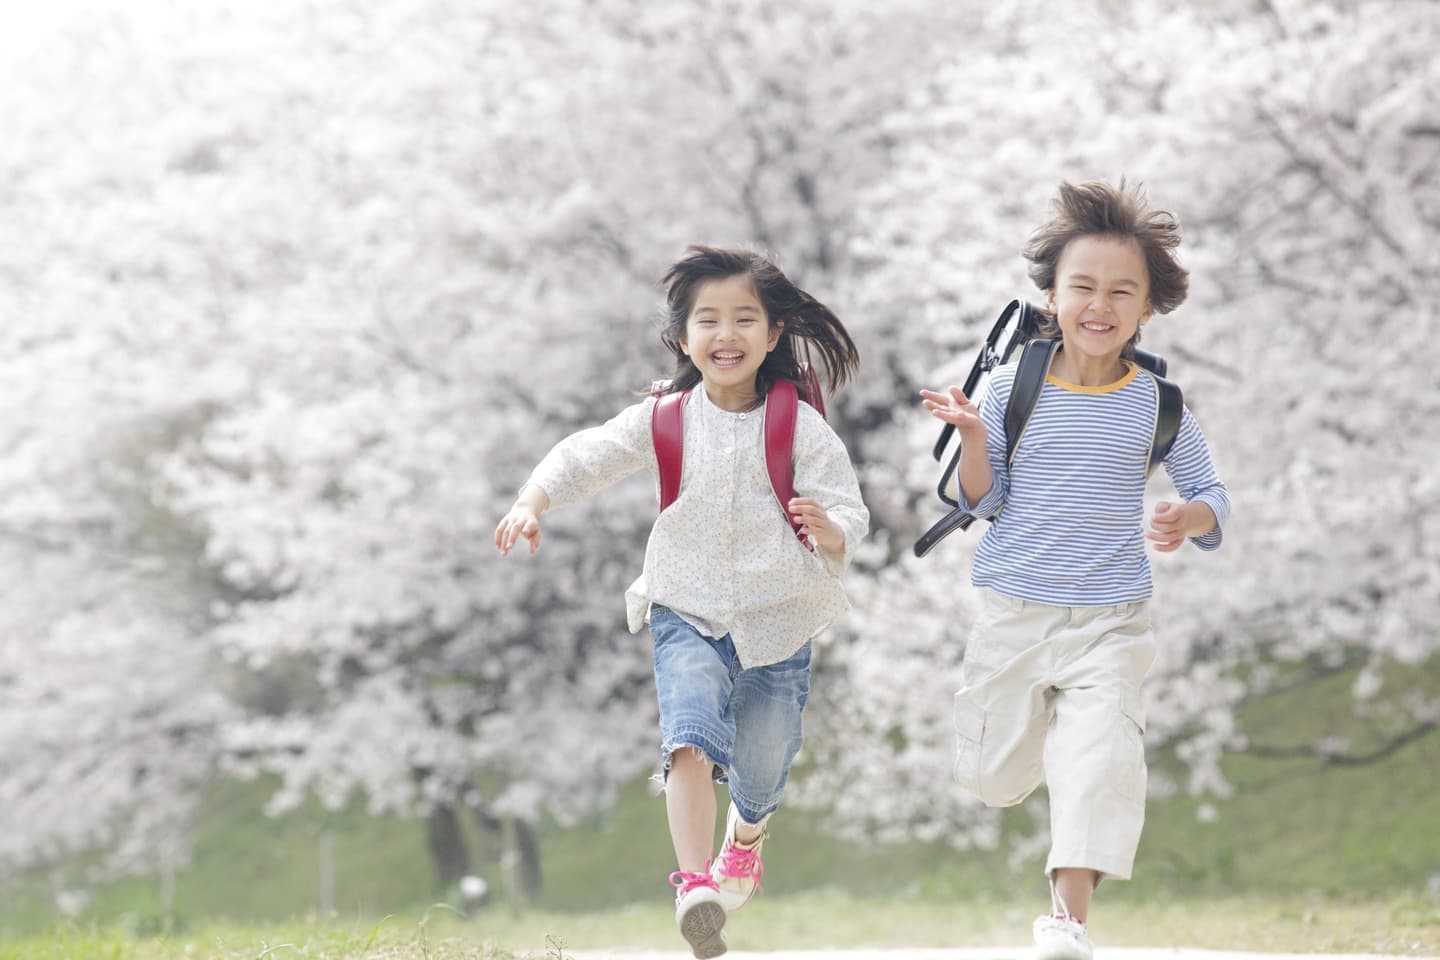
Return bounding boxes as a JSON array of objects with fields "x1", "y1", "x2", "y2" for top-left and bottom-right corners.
[{"x1": 524, "y1": 386, "x2": 869, "y2": 668}]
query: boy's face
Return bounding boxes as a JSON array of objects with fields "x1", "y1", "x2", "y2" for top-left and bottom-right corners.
[
  {"x1": 1047, "y1": 235, "x2": 1153, "y2": 369},
  {"x1": 679, "y1": 274, "x2": 782, "y2": 408}
]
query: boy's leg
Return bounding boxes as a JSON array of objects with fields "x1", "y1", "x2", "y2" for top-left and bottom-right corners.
[
  {"x1": 1050, "y1": 867, "x2": 1100, "y2": 923},
  {"x1": 953, "y1": 590, "x2": 1060, "y2": 808},
  {"x1": 1034, "y1": 601, "x2": 1155, "y2": 960},
  {"x1": 710, "y1": 641, "x2": 811, "y2": 910},
  {"x1": 1043, "y1": 601, "x2": 1155, "y2": 884}
]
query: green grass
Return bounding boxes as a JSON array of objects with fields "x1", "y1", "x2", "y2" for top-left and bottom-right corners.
[
  {"x1": 2, "y1": 661, "x2": 1438, "y2": 946},
  {"x1": 0, "y1": 893, "x2": 1436, "y2": 957}
]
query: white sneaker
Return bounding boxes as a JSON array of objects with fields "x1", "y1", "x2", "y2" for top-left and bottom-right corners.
[
  {"x1": 1033, "y1": 913, "x2": 1093, "y2": 960},
  {"x1": 670, "y1": 869, "x2": 727, "y2": 958},
  {"x1": 709, "y1": 804, "x2": 767, "y2": 912}
]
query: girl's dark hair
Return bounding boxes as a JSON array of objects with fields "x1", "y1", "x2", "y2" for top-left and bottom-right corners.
[
  {"x1": 1023, "y1": 179, "x2": 1189, "y2": 356},
  {"x1": 656, "y1": 245, "x2": 859, "y2": 399}
]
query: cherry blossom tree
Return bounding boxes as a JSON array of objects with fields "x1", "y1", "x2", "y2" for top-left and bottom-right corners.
[{"x1": 1, "y1": 0, "x2": 1433, "y2": 902}]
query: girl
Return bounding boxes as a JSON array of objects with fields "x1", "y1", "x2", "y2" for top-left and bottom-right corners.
[
  {"x1": 495, "y1": 245, "x2": 867, "y2": 958},
  {"x1": 920, "y1": 181, "x2": 1230, "y2": 960}
]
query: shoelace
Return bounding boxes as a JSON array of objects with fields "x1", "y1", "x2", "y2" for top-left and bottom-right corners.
[
  {"x1": 1042, "y1": 915, "x2": 1082, "y2": 932},
  {"x1": 669, "y1": 868, "x2": 719, "y2": 896},
  {"x1": 717, "y1": 840, "x2": 765, "y2": 883}
]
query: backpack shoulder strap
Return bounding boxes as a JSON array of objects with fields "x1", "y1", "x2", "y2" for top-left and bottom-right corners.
[
  {"x1": 1148, "y1": 374, "x2": 1183, "y2": 474},
  {"x1": 1003, "y1": 338, "x2": 1061, "y2": 466},
  {"x1": 763, "y1": 379, "x2": 806, "y2": 543},
  {"x1": 652, "y1": 389, "x2": 688, "y2": 511}
]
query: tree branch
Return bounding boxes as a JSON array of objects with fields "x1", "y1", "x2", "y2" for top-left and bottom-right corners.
[{"x1": 1248, "y1": 720, "x2": 1437, "y2": 766}]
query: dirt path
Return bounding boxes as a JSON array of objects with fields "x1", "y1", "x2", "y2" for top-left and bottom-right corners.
[{"x1": 577, "y1": 950, "x2": 1438, "y2": 960}]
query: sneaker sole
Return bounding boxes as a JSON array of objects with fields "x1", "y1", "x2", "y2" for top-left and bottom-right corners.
[{"x1": 679, "y1": 899, "x2": 727, "y2": 958}]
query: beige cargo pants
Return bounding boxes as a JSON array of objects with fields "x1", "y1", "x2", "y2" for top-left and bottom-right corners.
[{"x1": 954, "y1": 588, "x2": 1156, "y2": 880}]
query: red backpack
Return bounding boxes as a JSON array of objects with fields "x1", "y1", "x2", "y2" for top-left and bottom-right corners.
[{"x1": 651, "y1": 370, "x2": 825, "y2": 545}]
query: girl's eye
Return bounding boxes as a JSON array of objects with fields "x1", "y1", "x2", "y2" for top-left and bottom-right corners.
[{"x1": 1114, "y1": 290, "x2": 1131, "y2": 297}]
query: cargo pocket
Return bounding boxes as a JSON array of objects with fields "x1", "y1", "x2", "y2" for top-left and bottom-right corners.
[
  {"x1": 952, "y1": 693, "x2": 987, "y2": 800},
  {"x1": 1110, "y1": 689, "x2": 1148, "y2": 803}
]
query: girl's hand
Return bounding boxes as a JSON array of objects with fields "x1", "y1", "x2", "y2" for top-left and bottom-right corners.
[
  {"x1": 788, "y1": 497, "x2": 844, "y2": 555},
  {"x1": 920, "y1": 386, "x2": 987, "y2": 442},
  {"x1": 495, "y1": 506, "x2": 542, "y2": 556},
  {"x1": 1146, "y1": 500, "x2": 1187, "y2": 552}
]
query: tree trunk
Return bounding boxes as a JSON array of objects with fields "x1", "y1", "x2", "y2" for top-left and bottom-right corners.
[
  {"x1": 501, "y1": 814, "x2": 543, "y2": 907},
  {"x1": 425, "y1": 803, "x2": 471, "y2": 891}
]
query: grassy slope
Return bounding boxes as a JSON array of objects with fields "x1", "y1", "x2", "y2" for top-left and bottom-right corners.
[{"x1": 2, "y1": 664, "x2": 1437, "y2": 936}]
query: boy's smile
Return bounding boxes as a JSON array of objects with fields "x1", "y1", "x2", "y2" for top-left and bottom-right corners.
[
  {"x1": 1047, "y1": 235, "x2": 1153, "y2": 385},
  {"x1": 680, "y1": 274, "x2": 783, "y2": 411}
]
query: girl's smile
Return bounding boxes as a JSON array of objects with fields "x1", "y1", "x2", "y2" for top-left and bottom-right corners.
[{"x1": 680, "y1": 274, "x2": 783, "y2": 411}]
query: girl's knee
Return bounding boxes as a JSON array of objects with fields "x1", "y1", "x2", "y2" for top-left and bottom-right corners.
[{"x1": 671, "y1": 745, "x2": 712, "y2": 768}]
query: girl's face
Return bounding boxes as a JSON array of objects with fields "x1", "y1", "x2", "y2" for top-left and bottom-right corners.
[
  {"x1": 1046, "y1": 235, "x2": 1153, "y2": 372},
  {"x1": 679, "y1": 274, "x2": 782, "y2": 410}
]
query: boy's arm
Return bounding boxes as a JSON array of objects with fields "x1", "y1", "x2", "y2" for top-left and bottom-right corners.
[
  {"x1": 1161, "y1": 407, "x2": 1230, "y2": 551},
  {"x1": 959, "y1": 368, "x2": 1011, "y2": 519},
  {"x1": 924, "y1": 367, "x2": 1011, "y2": 520}
]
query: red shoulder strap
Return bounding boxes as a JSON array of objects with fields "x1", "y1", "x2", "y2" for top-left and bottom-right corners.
[
  {"x1": 652, "y1": 389, "x2": 687, "y2": 511},
  {"x1": 654, "y1": 382, "x2": 808, "y2": 548},
  {"x1": 764, "y1": 380, "x2": 806, "y2": 544}
]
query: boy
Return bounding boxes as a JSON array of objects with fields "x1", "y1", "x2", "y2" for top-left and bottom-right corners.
[{"x1": 920, "y1": 180, "x2": 1230, "y2": 960}]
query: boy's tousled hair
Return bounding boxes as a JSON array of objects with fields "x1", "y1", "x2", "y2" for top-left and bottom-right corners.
[
  {"x1": 657, "y1": 245, "x2": 859, "y2": 399},
  {"x1": 1024, "y1": 180, "x2": 1190, "y2": 343}
]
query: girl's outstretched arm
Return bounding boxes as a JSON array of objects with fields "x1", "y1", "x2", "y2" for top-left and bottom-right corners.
[{"x1": 495, "y1": 484, "x2": 551, "y2": 556}]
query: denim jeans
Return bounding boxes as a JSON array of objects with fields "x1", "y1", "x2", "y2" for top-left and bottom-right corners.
[{"x1": 649, "y1": 604, "x2": 811, "y2": 824}]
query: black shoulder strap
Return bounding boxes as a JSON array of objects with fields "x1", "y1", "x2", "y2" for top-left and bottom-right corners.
[
  {"x1": 1004, "y1": 338, "x2": 1060, "y2": 466},
  {"x1": 1149, "y1": 374, "x2": 1182, "y2": 474}
]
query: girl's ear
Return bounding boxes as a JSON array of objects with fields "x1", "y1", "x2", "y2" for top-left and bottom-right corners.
[{"x1": 767, "y1": 320, "x2": 784, "y2": 351}]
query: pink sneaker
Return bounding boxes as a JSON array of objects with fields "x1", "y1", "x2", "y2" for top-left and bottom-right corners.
[
  {"x1": 669, "y1": 868, "x2": 727, "y2": 958},
  {"x1": 709, "y1": 804, "x2": 767, "y2": 912}
]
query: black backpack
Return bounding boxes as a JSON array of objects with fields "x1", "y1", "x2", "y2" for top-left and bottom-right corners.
[{"x1": 913, "y1": 300, "x2": 1183, "y2": 558}]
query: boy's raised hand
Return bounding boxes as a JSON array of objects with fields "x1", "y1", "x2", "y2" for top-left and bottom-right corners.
[{"x1": 920, "y1": 387, "x2": 987, "y2": 440}]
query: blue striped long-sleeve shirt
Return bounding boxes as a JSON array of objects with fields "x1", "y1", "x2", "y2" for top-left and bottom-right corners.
[{"x1": 959, "y1": 360, "x2": 1231, "y2": 605}]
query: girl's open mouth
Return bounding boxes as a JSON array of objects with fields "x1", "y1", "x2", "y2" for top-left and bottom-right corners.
[{"x1": 712, "y1": 351, "x2": 745, "y2": 369}]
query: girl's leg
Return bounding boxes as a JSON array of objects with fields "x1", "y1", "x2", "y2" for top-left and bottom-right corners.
[
  {"x1": 650, "y1": 606, "x2": 738, "y2": 871},
  {"x1": 725, "y1": 642, "x2": 811, "y2": 825},
  {"x1": 666, "y1": 746, "x2": 718, "y2": 873}
]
